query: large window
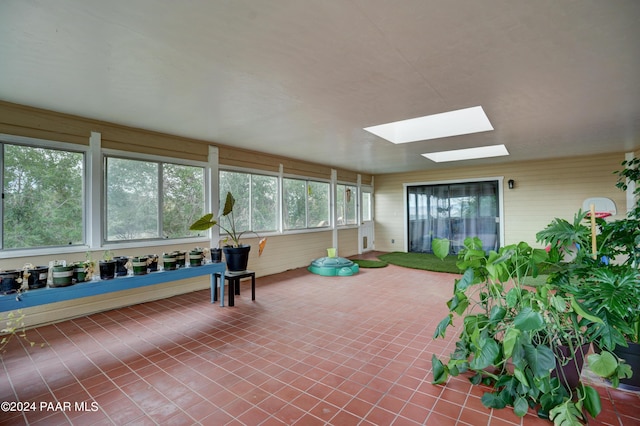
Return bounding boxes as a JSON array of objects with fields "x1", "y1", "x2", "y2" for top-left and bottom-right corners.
[
  {"x1": 2, "y1": 143, "x2": 84, "y2": 249},
  {"x1": 336, "y1": 184, "x2": 357, "y2": 225},
  {"x1": 1, "y1": 135, "x2": 371, "y2": 254},
  {"x1": 283, "y1": 178, "x2": 330, "y2": 230},
  {"x1": 407, "y1": 181, "x2": 499, "y2": 254},
  {"x1": 219, "y1": 170, "x2": 278, "y2": 233},
  {"x1": 105, "y1": 157, "x2": 204, "y2": 241}
]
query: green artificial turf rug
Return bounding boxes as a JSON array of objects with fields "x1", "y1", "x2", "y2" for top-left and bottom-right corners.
[
  {"x1": 351, "y1": 259, "x2": 388, "y2": 268},
  {"x1": 377, "y1": 251, "x2": 462, "y2": 274}
]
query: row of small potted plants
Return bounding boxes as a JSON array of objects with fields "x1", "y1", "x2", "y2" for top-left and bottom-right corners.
[{"x1": 0, "y1": 247, "x2": 221, "y2": 294}]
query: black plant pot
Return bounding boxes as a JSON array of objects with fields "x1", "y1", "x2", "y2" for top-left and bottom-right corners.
[
  {"x1": 147, "y1": 255, "x2": 159, "y2": 272},
  {"x1": 115, "y1": 256, "x2": 129, "y2": 276},
  {"x1": 0, "y1": 270, "x2": 21, "y2": 294},
  {"x1": 99, "y1": 260, "x2": 116, "y2": 280},
  {"x1": 210, "y1": 248, "x2": 222, "y2": 263},
  {"x1": 27, "y1": 266, "x2": 49, "y2": 289},
  {"x1": 552, "y1": 342, "x2": 590, "y2": 390},
  {"x1": 614, "y1": 342, "x2": 640, "y2": 392},
  {"x1": 223, "y1": 245, "x2": 251, "y2": 272}
]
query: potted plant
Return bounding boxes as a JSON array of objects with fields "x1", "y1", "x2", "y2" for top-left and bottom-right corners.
[
  {"x1": 163, "y1": 252, "x2": 177, "y2": 271},
  {"x1": 24, "y1": 264, "x2": 48, "y2": 289},
  {"x1": 189, "y1": 248, "x2": 204, "y2": 267},
  {"x1": 147, "y1": 254, "x2": 159, "y2": 272},
  {"x1": 70, "y1": 252, "x2": 95, "y2": 284},
  {"x1": 99, "y1": 250, "x2": 117, "y2": 280},
  {"x1": 0, "y1": 269, "x2": 22, "y2": 294},
  {"x1": 51, "y1": 261, "x2": 74, "y2": 287},
  {"x1": 131, "y1": 256, "x2": 148, "y2": 276},
  {"x1": 431, "y1": 237, "x2": 630, "y2": 425},
  {"x1": 190, "y1": 191, "x2": 267, "y2": 272},
  {"x1": 536, "y1": 156, "x2": 640, "y2": 391}
]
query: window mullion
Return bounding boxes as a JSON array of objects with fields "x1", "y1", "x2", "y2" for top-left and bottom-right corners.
[{"x1": 158, "y1": 163, "x2": 164, "y2": 238}]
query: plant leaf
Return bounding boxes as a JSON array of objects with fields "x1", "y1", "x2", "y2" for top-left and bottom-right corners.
[
  {"x1": 431, "y1": 354, "x2": 448, "y2": 384},
  {"x1": 503, "y1": 327, "x2": 520, "y2": 359},
  {"x1": 513, "y1": 396, "x2": 529, "y2": 417},
  {"x1": 549, "y1": 399, "x2": 583, "y2": 426},
  {"x1": 587, "y1": 351, "x2": 617, "y2": 378},
  {"x1": 524, "y1": 343, "x2": 555, "y2": 378},
  {"x1": 470, "y1": 338, "x2": 499, "y2": 370},
  {"x1": 432, "y1": 238, "x2": 450, "y2": 260},
  {"x1": 454, "y1": 268, "x2": 475, "y2": 292},
  {"x1": 581, "y1": 385, "x2": 602, "y2": 418},
  {"x1": 481, "y1": 392, "x2": 507, "y2": 409},
  {"x1": 221, "y1": 191, "x2": 235, "y2": 216},
  {"x1": 570, "y1": 296, "x2": 603, "y2": 325},
  {"x1": 433, "y1": 315, "x2": 452, "y2": 339},
  {"x1": 189, "y1": 213, "x2": 217, "y2": 231},
  {"x1": 513, "y1": 307, "x2": 544, "y2": 332},
  {"x1": 506, "y1": 287, "x2": 519, "y2": 308}
]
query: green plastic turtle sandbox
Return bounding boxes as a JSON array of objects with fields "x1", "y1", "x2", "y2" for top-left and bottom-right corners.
[{"x1": 308, "y1": 256, "x2": 359, "y2": 276}]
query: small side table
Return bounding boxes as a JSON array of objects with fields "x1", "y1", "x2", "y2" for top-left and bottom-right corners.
[{"x1": 213, "y1": 270, "x2": 255, "y2": 307}]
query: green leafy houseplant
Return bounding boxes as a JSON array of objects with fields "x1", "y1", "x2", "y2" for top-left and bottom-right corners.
[
  {"x1": 431, "y1": 237, "x2": 629, "y2": 425},
  {"x1": 190, "y1": 191, "x2": 266, "y2": 252},
  {"x1": 190, "y1": 192, "x2": 266, "y2": 271},
  {"x1": 537, "y1": 211, "x2": 640, "y2": 350},
  {"x1": 536, "y1": 156, "x2": 640, "y2": 392}
]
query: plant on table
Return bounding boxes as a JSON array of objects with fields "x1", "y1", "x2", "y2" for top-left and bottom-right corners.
[
  {"x1": 190, "y1": 191, "x2": 266, "y2": 271},
  {"x1": 190, "y1": 191, "x2": 266, "y2": 251}
]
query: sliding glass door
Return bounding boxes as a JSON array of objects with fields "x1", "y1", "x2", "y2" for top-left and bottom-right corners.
[{"x1": 407, "y1": 181, "x2": 500, "y2": 254}]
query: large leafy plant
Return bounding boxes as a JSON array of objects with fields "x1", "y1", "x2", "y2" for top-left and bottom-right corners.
[
  {"x1": 431, "y1": 237, "x2": 628, "y2": 425},
  {"x1": 190, "y1": 191, "x2": 266, "y2": 254},
  {"x1": 537, "y1": 156, "x2": 640, "y2": 346}
]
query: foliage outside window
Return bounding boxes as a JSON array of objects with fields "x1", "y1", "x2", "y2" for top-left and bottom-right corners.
[
  {"x1": 283, "y1": 178, "x2": 329, "y2": 230},
  {"x1": 219, "y1": 170, "x2": 278, "y2": 233},
  {"x1": 2, "y1": 144, "x2": 84, "y2": 249},
  {"x1": 105, "y1": 157, "x2": 204, "y2": 241},
  {"x1": 336, "y1": 184, "x2": 357, "y2": 226}
]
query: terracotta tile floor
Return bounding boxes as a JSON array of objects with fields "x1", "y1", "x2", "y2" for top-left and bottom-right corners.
[{"x1": 1, "y1": 253, "x2": 639, "y2": 425}]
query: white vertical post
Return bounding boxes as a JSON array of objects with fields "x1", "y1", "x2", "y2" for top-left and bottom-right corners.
[
  {"x1": 331, "y1": 169, "x2": 338, "y2": 252},
  {"x1": 88, "y1": 132, "x2": 102, "y2": 249},
  {"x1": 208, "y1": 146, "x2": 220, "y2": 248},
  {"x1": 357, "y1": 174, "x2": 363, "y2": 254},
  {"x1": 278, "y1": 164, "x2": 284, "y2": 233}
]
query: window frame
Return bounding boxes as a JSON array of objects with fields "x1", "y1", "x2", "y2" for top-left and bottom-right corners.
[
  {"x1": 218, "y1": 167, "x2": 280, "y2": 237},
  {"x1": 336, "y1": 182, "x2": 358, "y2": 228},
  {"x1": 281, "y1": 174, "x2": 331, "y2": 232},
  {"x1": 102, "y1": 149, "x2": 208, "y2": 246},
  {"x1": 0, "y1": 134, "x2": 90, "y2": 257},
  {"x1": 0, "y1": 133, "x2": 373, "y2": 259}
]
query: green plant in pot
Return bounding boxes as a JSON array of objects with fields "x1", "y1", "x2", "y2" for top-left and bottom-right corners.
[
  {"x1": 537, "y1": 156, "x2": 640, "y2": 391},
  {"x1": 99, "y1": 250, "x2": 116, "y2": 280},
  {"x1": 431, "y1": 237, "x2": 628, "y2": 425},
  {"x1": 190, "y1": 191, "x2": 266, "y2": 272}
]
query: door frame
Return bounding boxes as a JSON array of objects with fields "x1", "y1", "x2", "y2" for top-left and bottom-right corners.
[{"x1": 403, "y1": 176, "x2": 505, "y2": 252}]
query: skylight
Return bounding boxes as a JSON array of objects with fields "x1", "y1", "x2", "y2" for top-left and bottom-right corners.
[
  {"x1": 363, "y1": 106, "x2": 493, "y2": 144},
  {"x1": 422, "y1": 144, "x2": 509, "y2": 162}
]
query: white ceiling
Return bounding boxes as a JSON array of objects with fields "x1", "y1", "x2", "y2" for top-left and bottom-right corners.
[{"x1": 1, "y1": 0, "x2": 639, "y2": 174}]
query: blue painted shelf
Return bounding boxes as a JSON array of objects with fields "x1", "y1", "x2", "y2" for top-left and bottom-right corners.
[{"x1": 0, "y1": 262, "x2": 226, "y2": 312}]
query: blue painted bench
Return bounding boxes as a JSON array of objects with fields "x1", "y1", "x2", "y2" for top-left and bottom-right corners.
[{"x1": 0, "y1": 262, "x2": 227, "y2": 312}]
